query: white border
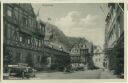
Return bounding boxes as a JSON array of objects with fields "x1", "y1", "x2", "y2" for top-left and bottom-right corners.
[{"x1": 1, "y1": 0, "x2": 127, "y2": 83}]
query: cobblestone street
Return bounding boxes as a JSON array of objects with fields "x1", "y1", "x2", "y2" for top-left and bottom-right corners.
[{"x1": 30, "y1": 69, "x2": 118, "y2": 79}]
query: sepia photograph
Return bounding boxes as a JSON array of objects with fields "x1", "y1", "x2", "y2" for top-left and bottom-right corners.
[{"x1": 3, "y1": 3, "x2": 124, "y2": 80}]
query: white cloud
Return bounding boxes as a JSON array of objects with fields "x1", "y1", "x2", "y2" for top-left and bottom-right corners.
[{"x1": 55, "y1": 11, "x2": 104, "y2": 47}]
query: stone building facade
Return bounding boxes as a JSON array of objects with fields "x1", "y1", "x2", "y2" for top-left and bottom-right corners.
[
  {"x1": 3, "y1": 3, "x2": 45, "y2": 72},
  {"x1": 104, "y1": 3, "x2": 124, "y2": 75}
]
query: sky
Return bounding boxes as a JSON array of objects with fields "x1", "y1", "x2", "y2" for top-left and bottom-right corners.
[{"x1": 32, "y1": 3, "x2": 108, "y2": 48}]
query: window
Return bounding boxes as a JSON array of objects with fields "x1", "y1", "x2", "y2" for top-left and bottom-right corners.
[
  {"x1": 117, "y1": 16, "x2": 121, "y2": 38},
  {"x1": 42, "y1": 26, "x2": 45, "y2": 32},
  {"x1": 29, "y1": 18, "x2": 31, "y2": 27},
  {"x1": 13, "y1": 7, "x2": 19, "y2": 22},
  {"x1": 118, "y1": 25, "x2": 121, "y2": 37},
  {"x1": 20, "y1": 36, "x2": 23, "y2": 42},
  {"x1": 11, "y1": 30, "x2": 15, "y2": 40},
  {"x1": 7, "y1": 28, "x2": 11, "y2": 39},
  {"x1": 7, "y1": 7, "x2": 12, "y2": 17},
  {"x1": 31, "y1": 37, "x2": 35, "y2": 47},
  {"x1": 39, "y1": 24, "x2": 42, "y2": 29},
  {"x1": 7, "y1": 24, "x2": 15, "y2": 39},
  {"x1": 23, "y1": 17, "x2": 28, "y2": 26},
  {"x1": 19, "y1": 10, "x2": 23, "y2": 25},
  {"x1": 39, "y1": 40, "x2": 42, "y2": 47},
  {"x1": 35, "y1": 39, "x2": 38, "y2": 47},
  {"x1": 28, "y1": 38, "x2": 30, "y2": 44},
  {"x1": 15, "y1": 32, "x2": 19, "y2": 41}
]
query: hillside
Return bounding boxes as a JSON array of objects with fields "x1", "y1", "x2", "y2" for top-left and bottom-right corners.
[{"x1": 45, "y1": 22, "x2": 91, "y2": 51}]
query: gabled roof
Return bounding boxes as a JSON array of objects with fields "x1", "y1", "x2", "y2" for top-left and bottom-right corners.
[{"x1": 19, "y1": 3, "x2": 36, "y2": 17}]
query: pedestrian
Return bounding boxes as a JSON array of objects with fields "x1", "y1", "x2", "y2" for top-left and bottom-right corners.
[
  {"x1": 22, "y1": 70, "x2": 25, "y2": 79},
  {"x1": 64, "y1": 67, "x2": 67, "y2": 72}
]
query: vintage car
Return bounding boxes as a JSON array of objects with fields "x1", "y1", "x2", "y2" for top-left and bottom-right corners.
[
  {"x1": 24, "y1": 67, "x2": 36, "y2": 78},
  {"x1": 8, "y1": 64, "x2": 36, "y2": 78}
]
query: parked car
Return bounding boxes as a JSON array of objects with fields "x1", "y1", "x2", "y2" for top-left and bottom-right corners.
[
  {"x1": 23, "y1": 67, "x2": 36, "y2": 78},
  {"x1": 3, "y1": 73, "x2": 9, "y2": 79},
  {"x1": 8, "y1": 64, "x2": 36, "y2": 78}
]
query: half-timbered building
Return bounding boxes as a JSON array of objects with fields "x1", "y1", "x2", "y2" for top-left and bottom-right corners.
[{"x1": 3, "y1": 3, "x2": 45, "y2": 72}]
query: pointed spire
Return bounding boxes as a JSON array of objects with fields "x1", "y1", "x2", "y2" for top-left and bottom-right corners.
[{"x1": 36, "y1": 6, "x2": 42, "y2": 21}]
